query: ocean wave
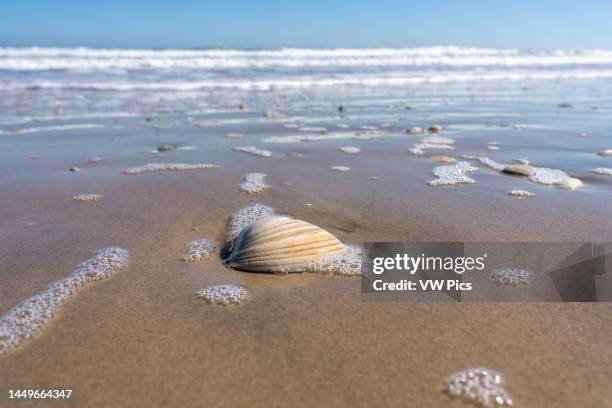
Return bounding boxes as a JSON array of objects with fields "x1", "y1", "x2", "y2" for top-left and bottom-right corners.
[
  {"x1": 2, "y1": 46, "x2": 612, "y2": 70},
  {"x1": 2, "y1": 69, "x2": 612, "y2": 91}
]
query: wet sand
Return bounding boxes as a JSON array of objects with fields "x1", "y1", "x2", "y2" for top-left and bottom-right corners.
[{"x1": 2, "y1": 86, "x2": 612, "y2": 407}]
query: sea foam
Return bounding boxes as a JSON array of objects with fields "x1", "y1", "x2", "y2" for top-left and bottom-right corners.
[
  {"x1": 122, "y1": 163, "x2": 220, "y2": 174},
  {"x1": 0, "y1": 248, "x2": 129, "y2": 356},
  {"x1": 239, "y1": 173, "x2": 269, "y2": 194},
  {"x1": 427, "y1": 162, "x2": 478, "y2": 186},
  {"x1": 233, "y1": 146, "x2": 272, "y2": 158},
  {"x1": 196, "y1": 285, "x2": 249, "y2": 306},
  {"x1": 444, "y1": 367, "x2": 513, "y2": 407},
  {"x1": 180, "y1": 239, "x2": 217, "y2": 263},
  {"x1": 72, "y1": 193, "x2": 103, "y2": 202}
]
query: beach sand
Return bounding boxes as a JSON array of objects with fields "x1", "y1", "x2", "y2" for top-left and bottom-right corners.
[{"x1": 1, "y1": 84, "x2": 612, "y2": 407}]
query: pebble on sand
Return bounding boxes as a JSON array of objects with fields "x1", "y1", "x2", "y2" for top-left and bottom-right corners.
[
  {"x1": 157, "y1": 144, "x2": 175, "y2": 152},
  {"x1": 432, "y1": 155, "x2": 456, "y2": 163},
  {"x1": 502, "y1": 164, "x2": 534, "y2": 176},
  {"x1": 507, "y1": 190, "x2": 535, "y2": 198},
  {"x1": 597, "y1": 149, "x2": 612, "y2": 157},
  {"x1": 69, "y1": 166, "x2": 80, "y2": 172}
]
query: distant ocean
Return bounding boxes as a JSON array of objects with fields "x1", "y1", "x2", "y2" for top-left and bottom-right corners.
[{"x1": 2, "y1": 46, "x2": 612, "y2": 91}]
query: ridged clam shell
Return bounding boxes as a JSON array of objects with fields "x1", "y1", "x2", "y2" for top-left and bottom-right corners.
[{"x1": 228, "y1": 216, "x2": 345, "y2": 273}]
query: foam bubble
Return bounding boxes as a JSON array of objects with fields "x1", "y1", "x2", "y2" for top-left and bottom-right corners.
[
  {"x1": 491, "y1": 267, "x2": 533, "y2": 286},
  {"x1": 0, "y1": 248, "x2": 128, "y2": 356},
  {"x1": 196, "y1": 285, "x2": 249, "y2": 306},
  {"x1": 409, "y1": 143, "x2": 455, "y2": 156},
  {"x1": 298, "y1": 126, "x2": 327, "y2": 133},
  {"x1": 444, "y1": 367, "x2": 513, "y2": 407},
  {"x1": 528, "y1": 168, "x2": 583, "y2": 190},
  {"x1": 427, "y1": 161, "x2": 478, "y2": 186},
  {"x1": 507, "y1": 190, "x2": 535, "y2": 198},
  {"x1": 421, "y1": 136, "x2": 455, "y2": 145},
  {"x1": 239, "y1": 173, "x2": 269, "y2": 194},
  {"x1": 227, "y1": 204, "x2": 276, "y2": 241},
  {"x1": 233, "y1": 146, "x2": 272, "y2": 158},
  {"x1": 593, "y1": 167, "x2": 612, "y2": 176},
  {"x1": 330, "y1": 165, "x2": 351, "y2": 172},
  {"x1": 180, "y1": 239, "x2": 216, "y2": 263},
  {"x1": 338, "y1": 146, "x2": 361, "y2": 154},
  {"x1": 302, "y1": 245, "x2": 363, "y2": 277},
  {"x1": 122, "y1": 163, "x2": 220, "y2": 174},
  {"x1": 409, "y1": 136, "x2": 455, "y2": 156},
  {"x1": 72, "y1": 193, "x2": 103, "y2": 202},
  {"x1": 477, "y1": 157, "x2": 506, "y2": 171}
]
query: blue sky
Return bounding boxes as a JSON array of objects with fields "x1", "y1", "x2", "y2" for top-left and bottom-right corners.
[{"x1": 1, "y1": 0, "x2": 612, "y2": 49}]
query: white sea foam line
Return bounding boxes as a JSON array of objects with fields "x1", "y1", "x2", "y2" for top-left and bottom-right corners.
[
  {"x1": 28, "y1": 111, "x2": 140, "y2": 122},
  {"x1": 0, "y1": 248, "x2": 129, "y2": 356},
  {"x1": 122, "y1": 163, "x2": 220, "y2": 174},
  {"x1": 6, "y1": 46, "x2": 612, "y2": 70},
  {"x1": 2, "y1": 124, "x2": 104, "y2": 134},
  {"x1": 5, "y1": 70, "x2": 612, "y2": 92},
  {"x1": 592, "y1": 168, "x2": 612, "y2": 176},
  {"x1": 233, "y1": 146, "x2": 272, "y2": 157},
  {"x1": 263, "y1": 131, "x2": 405, "y2": 143}
]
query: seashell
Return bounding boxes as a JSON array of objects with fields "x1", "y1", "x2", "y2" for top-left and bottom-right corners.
[{"x1": 228, "y1": 216, "x2": 345, "y2": 273}]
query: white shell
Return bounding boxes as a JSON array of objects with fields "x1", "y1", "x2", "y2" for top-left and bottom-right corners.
[{"x1": 228, "y1": 216, "x2": 345, "y2": 273}]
